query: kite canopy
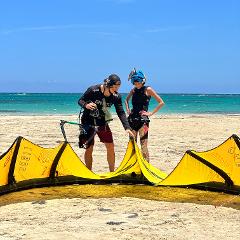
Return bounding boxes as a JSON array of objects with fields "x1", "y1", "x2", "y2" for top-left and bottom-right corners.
[{"x1": 0, "y1": 135, "x2": 240, "y2": 195}]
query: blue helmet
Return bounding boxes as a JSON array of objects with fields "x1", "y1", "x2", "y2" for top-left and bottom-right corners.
[{"x1": 128, "y1": 68, "x2": 146, "y2": 85}]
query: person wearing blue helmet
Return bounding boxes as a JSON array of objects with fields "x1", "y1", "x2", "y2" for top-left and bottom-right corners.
[{"x1": 125, "y1": 68, "x2": 165, "y2": 162}]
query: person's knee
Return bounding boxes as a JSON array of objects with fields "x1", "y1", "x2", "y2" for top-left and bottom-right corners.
[
  {"x1": 105, "y1": 142, "x2": 115, "y2": 151},
  {"x1": 85, "y1": 145, "x2": 94, "y2": 154},
  {"x1": 140, "y1": 139, "x2": 148, "y2": 146}
]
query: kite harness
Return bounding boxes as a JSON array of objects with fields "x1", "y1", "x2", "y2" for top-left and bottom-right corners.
[{"x1": 60, "y1": 108, "x2": 99, "y2": 149}]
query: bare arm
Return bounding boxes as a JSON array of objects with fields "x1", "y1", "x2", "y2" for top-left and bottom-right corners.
[
  {"x1": 114, "y1": 95, "x2": 135, "y2": 137},
  {"x1": 125, "y1": 89, "x2": 134, "y2": 115},
  {"x1": 142, "y1": 87, "x2": 165, "y2": 116}
]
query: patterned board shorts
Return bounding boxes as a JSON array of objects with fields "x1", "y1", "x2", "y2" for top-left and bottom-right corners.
[{"x1": 79, "y1": 124, "x2": 113, "y2": 148}]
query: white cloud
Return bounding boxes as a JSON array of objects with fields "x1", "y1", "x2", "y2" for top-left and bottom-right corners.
[
  {"x1": 88, "y1": 31, "x2": 119, "y2": 36},
  {"x1": 0, "y1": 24, "x2": 94, "y2": 35},
  {"x1": 146, "y1": 25, "x2": 195, "y2": 33}
]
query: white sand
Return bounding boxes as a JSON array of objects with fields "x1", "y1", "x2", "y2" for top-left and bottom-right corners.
[{"x1": 0, "y1": 114, "x2": 240, "y2": 239}]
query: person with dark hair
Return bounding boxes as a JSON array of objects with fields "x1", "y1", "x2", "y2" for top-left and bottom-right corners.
[
  {"x1": 78, "y1": 74, "x2": 134, "y2": 172},
  {"x1": 125, "y1": 68, "x2": 165, "y2": 162}
]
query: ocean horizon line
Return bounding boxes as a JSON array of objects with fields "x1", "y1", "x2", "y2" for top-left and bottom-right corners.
[{"x1": 0, "y1": 92, "x2": 239, "y2": 95}]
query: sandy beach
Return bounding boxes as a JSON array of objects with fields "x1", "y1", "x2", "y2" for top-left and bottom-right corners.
[{"x1": 0, "y1": 114, "x2": 240, "y2": 239}]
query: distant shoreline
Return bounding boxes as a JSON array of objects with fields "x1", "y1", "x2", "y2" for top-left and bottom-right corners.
[
  {"x1": 0, "y1": 92, "x2": 240, "y2": 95},
  {"x1": 1, "y1": 113, "x2": 240, "y2": 117},
  {"x1": 1, "y1": 93, "x2": 240, "y2": 115}
]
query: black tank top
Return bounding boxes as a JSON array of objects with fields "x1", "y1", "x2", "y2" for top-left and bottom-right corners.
[{"x1": 132, "y1": 86, "x2": 151, "y2": 115}]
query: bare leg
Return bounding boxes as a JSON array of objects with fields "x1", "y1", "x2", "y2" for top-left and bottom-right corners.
[
  {"x1": 139, "y1": 124, "x2": 150, "y2": 162},
  {"x1": 104, "y1": 142, "x2": 115, "y2": 172},
  {"x1": 84, "y1": 145, "x2": 94, "y2": 170},
  {"x1": 132, "y1": 130, "x2": 138, "y2": 142}
]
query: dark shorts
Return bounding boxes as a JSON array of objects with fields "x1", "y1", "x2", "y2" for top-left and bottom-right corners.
[
  {"x1": 128, "y1": 114, "x2": 150, "y2": 131},
  {"x1": 85, "y1": 124, "x2": 113, "y2": 146}
]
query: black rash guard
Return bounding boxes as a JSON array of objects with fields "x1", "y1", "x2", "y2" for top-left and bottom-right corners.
[
  {"x1": 128, "y1": 86, "x2": 151, "y2": 131},
  {"x1": 131, "y1": 86, "x2": 151, "y2": 115},
  {"x1": 78, "y1": 84, "x2": 130, "y2": 130}
]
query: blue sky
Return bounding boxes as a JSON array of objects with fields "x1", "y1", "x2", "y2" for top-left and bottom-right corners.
[{"x1": 0, "y1": 0, "x2": 239, "y2": 93}]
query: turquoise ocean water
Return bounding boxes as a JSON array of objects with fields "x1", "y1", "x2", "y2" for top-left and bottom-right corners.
[{"x1": 0, "y1": 93, "x2": 239, "y2": 115}]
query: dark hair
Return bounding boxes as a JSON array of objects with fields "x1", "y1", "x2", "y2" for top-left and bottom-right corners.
[{"x1": 104, "y1": 74, "x2": 121, "y2": 87}]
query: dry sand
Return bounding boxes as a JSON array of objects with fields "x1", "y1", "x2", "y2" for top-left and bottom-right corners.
[{"x1": 0, "y1": 114, "x2": 240, "y2": 239}]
